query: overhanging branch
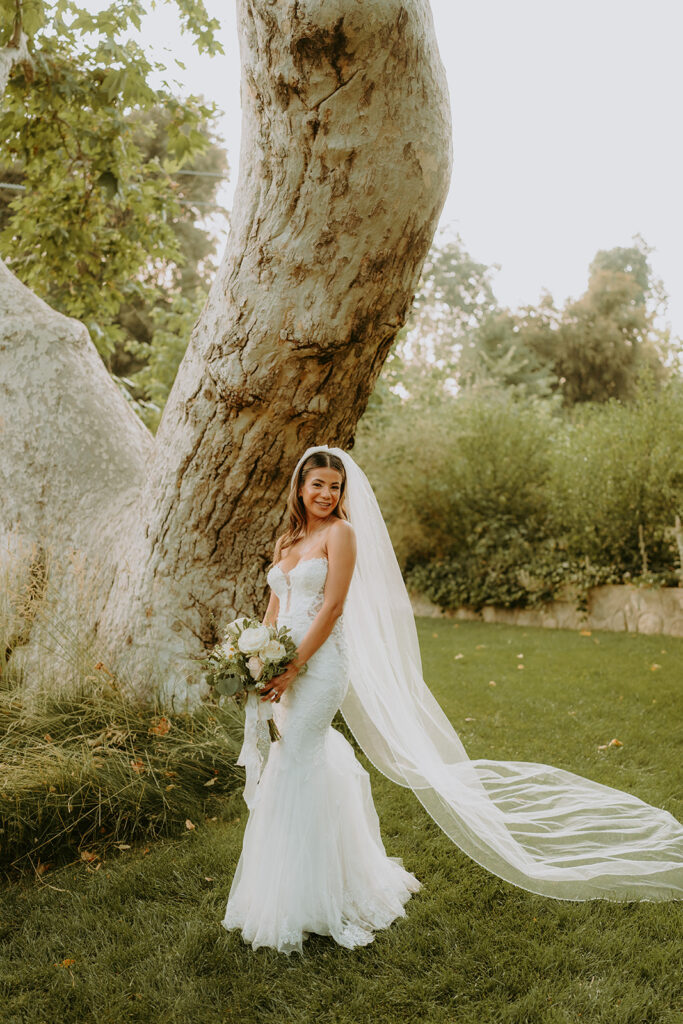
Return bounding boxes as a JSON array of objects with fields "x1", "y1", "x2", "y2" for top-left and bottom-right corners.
[{"x1": 0, "y1": 29, "x2": 30, "y2": 97}]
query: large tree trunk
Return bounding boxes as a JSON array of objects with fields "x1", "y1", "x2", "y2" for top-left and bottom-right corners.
[{"x1": 1, "y1": 0, "x2": 451, "y2": 709}]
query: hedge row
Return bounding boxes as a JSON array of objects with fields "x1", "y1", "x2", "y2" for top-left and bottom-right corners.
[{"x1": 354, "y1": 381, "x2": 683, "y2": 611}]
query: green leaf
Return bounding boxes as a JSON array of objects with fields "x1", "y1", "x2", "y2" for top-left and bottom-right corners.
[
  {"x1": 214, "y1": 675, "x2": 243, "y2": 698},
  {"x1": 96, "y1": 170, "x2": 119, "y2": 199}
]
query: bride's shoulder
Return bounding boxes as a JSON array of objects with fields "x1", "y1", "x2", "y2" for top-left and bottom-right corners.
[
  {"x1": 325, "y1": 517, "x2": 356, "y2": 557},
  {"x1": 328, "y1": 517, "x2": 354, "y2": 538}
]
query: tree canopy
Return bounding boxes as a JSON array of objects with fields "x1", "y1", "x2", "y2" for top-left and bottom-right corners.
[
  {"x1": 0, "y1": 0, "x2": 225, "y2": 364},
  {"x1": 377, "y1": 232, "x2": 679, "y2": 409}
]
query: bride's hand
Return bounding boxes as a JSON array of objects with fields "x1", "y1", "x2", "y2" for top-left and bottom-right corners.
[{"x1": 260, "y1": 661, "x2": 300, "y2": 702}]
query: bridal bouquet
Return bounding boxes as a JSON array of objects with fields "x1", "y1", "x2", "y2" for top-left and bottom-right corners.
[{"x1": 198, "y1": 617, "x2": 306, "y2": 741}]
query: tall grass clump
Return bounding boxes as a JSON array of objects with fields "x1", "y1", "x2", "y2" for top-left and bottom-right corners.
[
  {"x1": 0, "y1": 530, "x2": 247, "y2": 876},
  {"x1": 0, "y1": 676, "x2": 244, "y2": 875}
]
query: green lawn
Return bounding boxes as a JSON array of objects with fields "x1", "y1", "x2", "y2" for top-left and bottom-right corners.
[{"x1": 1, "y1": 620, "x2": 681, "y2": 1024}]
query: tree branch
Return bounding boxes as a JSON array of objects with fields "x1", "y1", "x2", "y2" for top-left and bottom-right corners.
[{"x1": 0, "y1": 28, "x2": 30, "y2": 97}]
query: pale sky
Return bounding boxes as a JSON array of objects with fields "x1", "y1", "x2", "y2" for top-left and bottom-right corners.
[{"x1": 139, "y1": 0, "x2": 683, "y2": 338}]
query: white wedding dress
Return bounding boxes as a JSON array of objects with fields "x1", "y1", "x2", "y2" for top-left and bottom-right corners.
[{"x1": 221, "y1": 556, "x2": 421, "y2": 954}]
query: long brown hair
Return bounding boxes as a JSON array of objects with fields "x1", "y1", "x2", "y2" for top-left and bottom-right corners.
[{"x1": 271, "y1": 452, "x2": 348, "y2": 566}]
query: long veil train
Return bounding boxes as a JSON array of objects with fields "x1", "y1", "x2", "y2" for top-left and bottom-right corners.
[{"x1": 291, "y1": 446, "x2": 683, "y2": 902}]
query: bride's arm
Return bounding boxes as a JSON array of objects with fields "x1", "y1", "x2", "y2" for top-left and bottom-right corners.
[
  {"x1": 262, "y1": 537, "x2": 283, "y2": 627},
  {"x1": 262, "y1": 590, "x2": 279, "y2": 628}
]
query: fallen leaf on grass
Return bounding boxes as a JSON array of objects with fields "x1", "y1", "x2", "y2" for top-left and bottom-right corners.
[
  {"x1": 130, "y1": 759, "x2": 145, "y2": 774},
  {"x1": 650, "y1": 664, "x2": 661, "y2": 671},
  {"x1": 516, "y1": 653, "x2": 524, "y2": 658},
  {"x1": 464, "y1": 717, "x2": 475, "y2": 722},
  {"x1": 149, "y1": 716, "x2": 171, "y2": 736},
  {"x1": 116, "y1": 844, "x2": 131, "y2": 851},
  {"x1": 454, "y1": 653, "x2": 464, "y2": 660},
  {"x1": 580, "y1": 630, "x2": 592, "y2": 636},
  {"x1": 488, "y1": 681, "x2": 497, "y2": 687},
  {"x1": 165, "y1": 784, "x2": 176, "y2": 791},
  {"x1": 185, "y1": 819, "x2": 196, "y2": 831},
  {"x1": 205, "y1": 876, "x2": 215, "y2": 882},
  {"x1": 203, "y1": 777, "x2": 217, "y2": 787},
  {"x1": 517, "y1": 664, "x2": 525, "y2": 670},
  {"x1": 597, "y1": 738, "x2": 623, "y2": 750},
  {"x1": 55, "y1": 959, "x2": 75, "y2": 969},
  {"x1": 44, "y1": 734, "x2": 53, "y2": 743},
  {"x1": 80, "y1": 850, "x2": 98, "y2": 863}
]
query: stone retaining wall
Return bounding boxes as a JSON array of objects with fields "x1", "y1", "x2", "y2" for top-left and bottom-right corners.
[{"x1": 409, "y1": 583, "x2": 683, "y2": 638}]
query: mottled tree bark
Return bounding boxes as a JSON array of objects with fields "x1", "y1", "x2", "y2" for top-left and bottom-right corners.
[{"x1": 1, "y1": 0, "x2": 451, "y2": 709}]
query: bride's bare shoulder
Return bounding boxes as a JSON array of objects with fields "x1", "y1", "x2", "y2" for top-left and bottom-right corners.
[
  {"x1": 328, "y1": 517, "x2": 355, "y2": 537},
  {"x1": 325, "y1": 517, "x2": 356, "y2": 555}
]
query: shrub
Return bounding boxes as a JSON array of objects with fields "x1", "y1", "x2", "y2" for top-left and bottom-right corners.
[
  {"x1": 355, "y1": 387, "x2": 558, "y2": 570},
  {"x1": 355, "y1": 380, "x2": 683, "y2": 611},
  {"x1": 547, "y1": 380, "x2": 683, "y2": 574}
]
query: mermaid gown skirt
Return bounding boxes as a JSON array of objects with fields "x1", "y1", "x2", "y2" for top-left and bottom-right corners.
[{"x1": 221, "y1": 557, "x2": 420, "y2": 954}]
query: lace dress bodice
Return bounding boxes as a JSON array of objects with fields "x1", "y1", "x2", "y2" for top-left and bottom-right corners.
[{"x1": 266, "y1": 556, "x2": 346, "y2": 664}]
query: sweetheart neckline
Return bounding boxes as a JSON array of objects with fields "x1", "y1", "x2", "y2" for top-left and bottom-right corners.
[{"x1": 270, "y1": 555, "x2": 328, "y2": 581}]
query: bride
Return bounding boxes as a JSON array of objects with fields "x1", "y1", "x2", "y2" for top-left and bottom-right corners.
[{"x1": 222, "y1": 446, "x2": 683, "y2": 955}]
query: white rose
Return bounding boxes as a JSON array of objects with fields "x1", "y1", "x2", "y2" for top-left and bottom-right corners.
[
  {"x1": 247, "y1": 655, "x2": 264, "y2": 681},
  {"x1": 225, "y1": 616, "x2": 249, "y2": 637},
  {"x1": 259, "y1": 639, "x2": 286, "y2": 663},
  {"x1": 238, "y1": 624, "x2": 271, "y2": 655}
]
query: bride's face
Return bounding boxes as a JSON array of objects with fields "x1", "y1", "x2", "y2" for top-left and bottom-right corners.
[{"x1": 299, "y1": 467, "x2": 343, "y2": 525}]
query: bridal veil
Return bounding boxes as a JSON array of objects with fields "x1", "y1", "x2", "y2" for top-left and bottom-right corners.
[{"x1": 289, "y1": 445, "x2": 683, "y2": 902}]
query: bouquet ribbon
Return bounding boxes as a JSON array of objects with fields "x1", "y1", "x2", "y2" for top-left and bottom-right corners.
[{"x1": 237, "y1": 691, "x2": 276, "y2": 809}]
